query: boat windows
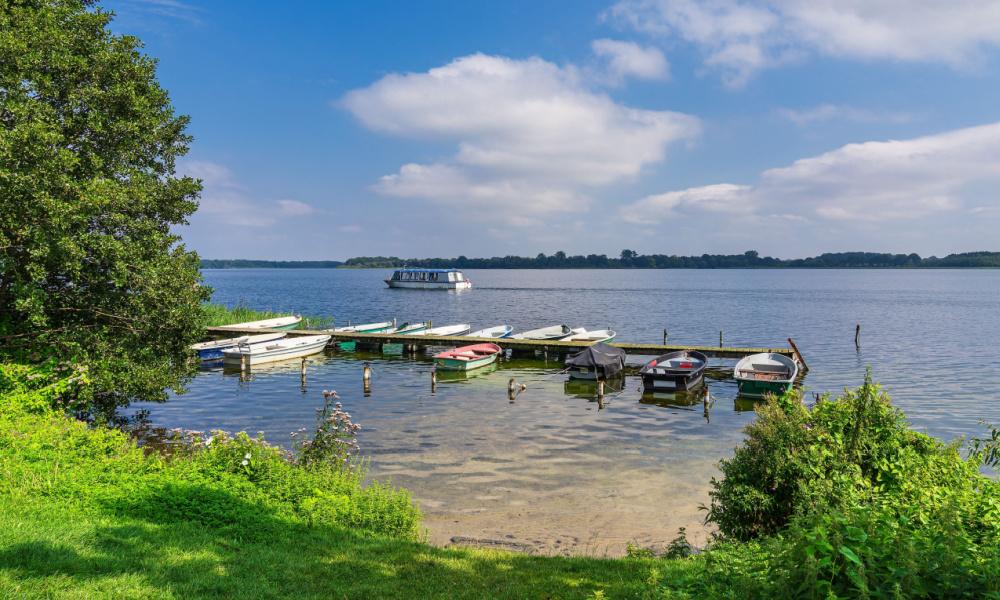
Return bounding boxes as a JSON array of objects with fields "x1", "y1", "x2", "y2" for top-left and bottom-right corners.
[{"x1": 448, "y1": 272, "x2": 457, "y2": 282}]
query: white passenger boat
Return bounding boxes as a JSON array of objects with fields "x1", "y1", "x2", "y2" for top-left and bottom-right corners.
[
  {"x1": 222, "y1": 334, "x2": 331, "y2": 366},
  {"x1": 228, "y1": 315, "x2": 302, "y2": 330},
  {"x1": 423, "y1": 323, "x2": 472, "y2": 336},
  {"x1": 565, "y1": 328, "x2": 617, "y2": 343},
  {"x1": 385, "y1": 268, "x2": 472, "y2": 290},
  {"x1": 466, "y1": 325, "x2": 513, "y2": 339},
  {"x1": 510, "y1": 325, "x2": 573, "y2": 340}
]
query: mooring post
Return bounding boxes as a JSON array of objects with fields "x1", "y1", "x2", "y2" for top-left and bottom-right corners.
[
  {"x1": 430, "y1": 368, "x2": 437, "y2": 393},
  {"x1": 855, "y1": 323, "x2": 861, "y2": 350},
  {"x1": 663, "y1": 329, "x2": 668, "y2": 344},
  {"x1": 719, "y1": 330, "x2": 724, "y2": 347},
  {"x1": 508, "y1": 377, "x2": 517, "y2": 402},
  {"x1": 300, "y1": 358, "x2": 307, "y2": 388},
  {"x1": 363, "y1": 362, "x2": 372, "y2": 395},
  {"x1": 703, "y1": 387, "x2": 711, "y2": 423}
]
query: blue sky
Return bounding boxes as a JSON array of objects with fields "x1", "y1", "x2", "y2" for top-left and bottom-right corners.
[{"x1": 106, "y1": 0, "x2": 1000, "y2": 260}]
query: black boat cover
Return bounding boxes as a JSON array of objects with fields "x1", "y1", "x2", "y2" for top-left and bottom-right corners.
[{"x1": 565, "y1": 342, "x2": 626, "y2": 378}]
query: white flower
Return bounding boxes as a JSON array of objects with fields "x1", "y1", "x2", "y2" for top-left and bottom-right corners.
[
  {"x1": 241, "y1": 459, "x2": 249, "y2": 466},
  {"x1": 244, "y1": 452, "x2": 251, "y2": 460},
  {"x1": 204, "y1": 437, "x2": 213, "y2": 446}
]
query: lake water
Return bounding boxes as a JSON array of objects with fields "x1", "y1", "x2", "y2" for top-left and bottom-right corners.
[{"x1": 132, "y1": 268, "x2": 1000, "y2": 555}]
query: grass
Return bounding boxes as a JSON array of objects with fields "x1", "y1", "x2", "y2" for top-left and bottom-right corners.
[
  {"x1": 201, "y1": 303, "x2": 332, "y2": 330},
  {"x1": 0, "y1": 363, "x2": 694, "y2": 599}
]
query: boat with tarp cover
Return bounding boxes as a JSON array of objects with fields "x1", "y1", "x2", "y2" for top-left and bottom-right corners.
[{"x1": 565, "y1": 342, "x2": 626, "y2": 380}]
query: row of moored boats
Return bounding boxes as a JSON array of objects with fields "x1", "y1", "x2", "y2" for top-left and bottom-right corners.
[{"x1": 191, "y1": 315, "x2": 798, "y2": 397}]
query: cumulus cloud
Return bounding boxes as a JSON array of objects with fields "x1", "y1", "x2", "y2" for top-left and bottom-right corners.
[
  {"x1": 776, "y1": 104, "x2": 915, "y2": 126},
  {"x1": 342, "y1": 53, "x2": 699, "y2": 222},
  {"x1": 607, "y1": 0, "x2": 1000, "y2": 85},
  {"x1": 184, "y1": 161, "x2": 316, "y2": 227},
  {"x1": 622, "y1": 121, "x2": 1000, "y2": 223},
  {"x1": 591, "y1": 38, "x2": 670, "y2": 82}
]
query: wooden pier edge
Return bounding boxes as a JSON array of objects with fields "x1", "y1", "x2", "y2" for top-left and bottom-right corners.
[{"x1": 205, "y1": 326, "x2": 798, "y2": 360}]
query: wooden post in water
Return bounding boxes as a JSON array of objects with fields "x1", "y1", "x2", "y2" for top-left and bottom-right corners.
[
  {"x1": 662, "y1": 329, "x2": 668, "y2": 344},
  {"x1": 430, "y1": 368, "x2": 437, "y2": 393},
  {"x1": 703, "y1": 387, "x2": 711, "y2": 423},
  {"x1": 363, "y1": 362, "x2": 372, "y2": 395},
  {"x1": 300, "y1": 358, "x2": 307, "y2": 389},
  {"x1": 855, "y1": 324, "x2": 861, "y2": 350},
  {"x1": 508, "y1": 377, "x2": 517, "y2": 402},
  {"x1": 719, "y1": 330, "x2": 724, "y2": 347}
]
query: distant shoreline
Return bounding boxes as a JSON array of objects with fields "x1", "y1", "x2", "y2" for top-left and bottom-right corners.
[{"x1": 201, "y1": 250, "x2": 1000, "y2": 270}]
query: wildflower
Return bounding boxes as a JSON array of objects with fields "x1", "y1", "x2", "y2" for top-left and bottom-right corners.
[
  {"x1": 205, "y1": 436, "x2": 213, "y2": 446},
  {"x1": 244, "y1": 452, "x2": 251, "y2": 460},
  {"x1": 241, "y1": 459, "x2": 249, "y2": 466}
]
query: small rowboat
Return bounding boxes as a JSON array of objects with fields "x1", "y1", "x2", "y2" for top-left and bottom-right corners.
[
  {"x1": 466, "y1": 325, "x2": 513, "y2": 339},
  {"x1": 639, "y1": 350, "x2": 708, "y2": 391},
  {"x1": 565, "y1": 328, "x2": 617, "y2": 343},
  {"x1": 222, "y1": 334, "x2": 331, "y2": 366},
  {"x1": 511, "y1": 325, "x2": 573, "y2": 340},
  {"x1": 190, "y1": 333, "x2": 286, "y2": 361},
  {"x1": 423, "y1": 323, "x2": 472, "y2": 336},
  {"x1": 392, "y1": 322, "x2": 429, "y2": 335},
  {"x1": 228, "y1": 315, "x2": 302, "y2": 330},
  {"x1": 733, "y1": 353, "x2": 798, "y2": 399},
  {"x1": 433, "y1": 343, "x2": 502, "y2": 371},
  {"x1": 332, "y1": 321, "x2": 395, "y2": 334}
]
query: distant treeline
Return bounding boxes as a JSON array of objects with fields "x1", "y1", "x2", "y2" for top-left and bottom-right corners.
[
  {"x1": 201, "y1": 259, "x2": 344, "y2": 269},
  {"x1": 340, "y1": 250, "x2": 1000, "y2": 269},
  {"x1": 201, "y1": 251, "x2": 1000, "y2": 270}
]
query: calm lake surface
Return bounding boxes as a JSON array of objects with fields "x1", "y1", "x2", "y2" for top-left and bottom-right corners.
[{"x1": 133, "y1": 268, "x2": 1000, "y2": 555}]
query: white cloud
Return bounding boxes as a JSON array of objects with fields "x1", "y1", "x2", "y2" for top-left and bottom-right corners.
[
  {"x1": 591, "y1": 38, "x2": 670, "y2": 82},
  {"x1": 277, "y1": 199, "x2": 315, "y2": 216},
  {"x1": 608, "y1": 0, "x2": 1000, "y2": 85},
  {"x1": 184, "y1": 161, "x2": 316, "y2": 227},
  {"x1": 776, "y1": 104, "x2": 915, "y2": 126},
  {"x1": 622, "y1": 121, "x2": 1000, "y2": 223},
  {"x1": 342, "y1": 53, "x2": 699, "y2": 222}
]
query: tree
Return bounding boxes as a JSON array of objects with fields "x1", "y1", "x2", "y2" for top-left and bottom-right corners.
[{"x1": 0, "y1": 0, "x2": 209, "y2": 414}]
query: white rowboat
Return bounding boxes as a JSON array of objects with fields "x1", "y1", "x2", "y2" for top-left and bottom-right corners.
[
  {"x1": 423, "y1": 323, "x2": 472, "y2": 336},
  {"x1": 511, "y1": 325, "x2": 574, "y2": 340},
  {"x1": 565, "y1": 328, "x2": 617, "y2": 343},
  {"x1": 191, "y1": 332, "x2": 287, "y2": 360},
  {"x1": 466, "y1": 325, "x2": 513, "y2": 338},
  {"x1": 227, "y1": 315, "x2": 302, "y2": 330},
  {"x1": 222, "y1": 334, "x2": 330, "y2": 366}
]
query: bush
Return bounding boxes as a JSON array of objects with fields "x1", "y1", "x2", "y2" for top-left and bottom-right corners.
[{"x1": 705, "y1": 373, "x2": 1000, "y2": 597}]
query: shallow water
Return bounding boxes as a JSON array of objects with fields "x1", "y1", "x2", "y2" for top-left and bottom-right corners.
[{"x1": 131, "y1": 268, "x2": 1000, "y2": 555}]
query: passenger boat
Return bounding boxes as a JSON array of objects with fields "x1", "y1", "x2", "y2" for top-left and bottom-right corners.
[
  {"x1": 565, "y1": 328, "x2": 617, "y2": 343},
  {"x1": 391, "y1": 322, "x2": 429, "y2": 334},
  {"x1": 733, "y1": 353, "x2": 798, "y2": 399},
  {"x1": 639, "y1": 350, "x2": 708, "y2": 391},
  {"x1": 332, "y1": 321, "x2": 395, "y2": 334},
  {"x1": 228, "y1": 315, "x2": 302, "y2": 330},
  {"x1": 510, "y1": 325, "x2": 573, "y2": 340},
  {"x1": 222, "y1": 334, "x2": 331, "y2": 366},
  {"x1": 423, "y1": 323, "x2": 472, "y2": 336},
  {"x1": 190, "y1": 332, "x2": 286, "y2": 361},
  {"x1": 466, "y1": 325, "x2": 513, "y2": 339},
  {"x1": 385, "y1": 268, "x2": 472, "y2": 290},
  {"x1": 433, "y1": 343, "x2": 502, "y2": 371},
  {"x1": 565, "y1": 342, "x2": 626, "y2": 380}
]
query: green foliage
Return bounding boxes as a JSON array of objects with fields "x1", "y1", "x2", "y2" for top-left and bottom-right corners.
[
  {"x1": 201, "y1": 302, "x2": 331, "y2": 329},
  {"x1": 0, "y1": 0, "x2": 209, "y2": 415},
  {"x1": 704, "y1": 373, "x2": 1000, "y2": 598},
  {"x1": 294, "y1": 390, "x2": 362, "y2": 469},
  {"x1": 0, "y1": 363, "x2": 688, "y2": 598}
]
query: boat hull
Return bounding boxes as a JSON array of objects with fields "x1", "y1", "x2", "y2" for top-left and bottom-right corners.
[
  {"x1": 736, "y1": 379, "x2": 794, "y2": 399},
  {"x1": 434, "y1": 353, "x2": 498, "y2": 371},
  {"x1": 222, "y1": 336, "x2": 330, "y2": 366},
  {"x1": 385, "y1": 280, "x2": 472, "y2": 290},
  {"x1": 641, "y1": 372, "x2": 704, "y2": 391},
  {"x1": 192, "y1": 333, "x2": 287, "y2": 361}
]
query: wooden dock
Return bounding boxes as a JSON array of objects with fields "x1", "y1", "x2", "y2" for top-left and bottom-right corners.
[{"x1": 206, "y1": 325, "x2": 804, "y2": 365}]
